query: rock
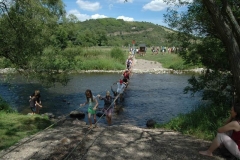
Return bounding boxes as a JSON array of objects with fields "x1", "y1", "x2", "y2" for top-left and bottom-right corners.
[
  {"x1": 43, "y1": 113, "x2": 55, "y2": 119},
  {"x1": 96, "y1": 112, "x2": 105, "y2": 117},
  {"x1": 146, "y1": 119, "x2": 156, "y2": 128},
  {"x1": 69, "y1": 111, "x2": 85, "y2": 119},
  {"x1": 60, "y1": 137, "x2": 71, "y2": 145},
  {"x1": 72, "y1": 118, "x2": 86, "y2": 125}
]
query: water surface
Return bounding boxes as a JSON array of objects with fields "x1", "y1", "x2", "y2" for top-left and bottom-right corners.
[{"x1": 0, "y1": 72, "x2": 201, "y2": 127}]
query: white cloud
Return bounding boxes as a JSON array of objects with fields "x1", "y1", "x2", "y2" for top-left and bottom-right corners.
[
  {"x1": 117, "y1": 16, "x2": 134, "y2": 21},
  {"x1": 67, "y1": 10, "x2": 90, "y2": 21},
  {"x1": 76, "y1": 0, "x2": 101, "y2": 11},
  {"x1": 91, "y1": 14, "x2": 108, "y2": 19},
  {"x1": 143, "y1": 0, "x2": 168, "y2": 11},
  {"x1": 67, "y1": 10, "x2": 108, "y2": 21}
]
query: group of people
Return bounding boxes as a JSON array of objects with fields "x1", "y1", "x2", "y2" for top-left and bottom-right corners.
[
  {"x1": 79, "y1": 79, "x2": 127, "y2": 129},
  {"x1": 27, "y1": 58, "x2": 240, "y2": 159},
  {"x1": 79, "y1": 57, "x2": 133, "y2": 129}
]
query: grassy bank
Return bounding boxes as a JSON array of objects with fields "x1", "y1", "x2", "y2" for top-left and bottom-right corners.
[
  {"x1": 156, "y1": 103, "x2": 230, "y2": 141},
  {"x1": 0, "y1": 97, "x2": 52, "y2": 150},
  {"x1": 0, "y1": 46, "x2": 200, "y2": 71}
]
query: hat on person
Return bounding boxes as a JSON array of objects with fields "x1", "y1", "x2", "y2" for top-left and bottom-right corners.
[{"x1": 106, "y1": 91, "x2": 110, "y2": 95}]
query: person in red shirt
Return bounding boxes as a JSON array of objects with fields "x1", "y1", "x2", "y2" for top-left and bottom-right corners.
[{"x1": 199, "y1": 102, "x2": 240, "y2": 158}]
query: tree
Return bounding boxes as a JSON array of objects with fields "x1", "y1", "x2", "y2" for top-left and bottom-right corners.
[
  {"x1": 163, "y1": 0, "x2": 240, "y2": 104},
  {"x1": 0, "y1": 0, "x2": 75, "y2": 86},
  {"x1": 201, "y1": 0, "x2": 240, "y2": 101}
]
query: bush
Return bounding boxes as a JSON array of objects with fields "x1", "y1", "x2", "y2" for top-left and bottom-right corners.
[
  {"x1": 0, "y1": 96, "x2": 14, "y2": 113},
  {"x1": 0, "y1": 57, "x2": 13, "y2": 68},
  {"x1": 110, "y1": 47, "x2": 125, "y2": 63}
]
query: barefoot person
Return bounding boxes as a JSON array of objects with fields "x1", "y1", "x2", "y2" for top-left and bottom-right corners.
[
  {"x1": 199, "y1": 103, "x2": 240, "y2": 159},
  {"x1": 80, "y1": 89, "x2": 98, "y2": 129},
  {"x1": 97, "y1": 91, "x2": 115, "y2": 126},
  {"x1": 29, "y1": 92, "x2": 42, "y2": 115},
  {"x1": 30, "y1": 90, "x2": 42, "y2": 114}
]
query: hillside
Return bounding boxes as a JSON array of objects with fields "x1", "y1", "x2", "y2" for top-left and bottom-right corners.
[{"x1": 77, "y1": 18, "x2": 176, "y2": 47}]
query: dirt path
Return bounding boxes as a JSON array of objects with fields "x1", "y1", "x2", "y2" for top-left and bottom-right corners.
[
  {"x1": 131, "y1": 58, "x2": 171, "y2": 73},
  {"x1": 0, "y1": 59, "x2": 229, "y2": 160},
  {"x1": 0, "y1": 118, "x2": 227, "y2": 160}
]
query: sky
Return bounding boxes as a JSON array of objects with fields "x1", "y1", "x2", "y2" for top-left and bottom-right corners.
[{"x1": 62, "y1": 0, "x2": 188, "y2": 27}]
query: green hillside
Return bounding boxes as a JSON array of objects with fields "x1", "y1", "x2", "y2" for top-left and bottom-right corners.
[{"x1": 76, "y1": 18, "x2": 176, "y2": 47}]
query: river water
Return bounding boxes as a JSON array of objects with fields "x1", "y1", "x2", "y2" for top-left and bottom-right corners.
[{"x1": 0, "y1": 72, "x2": 201, "y2": 127}]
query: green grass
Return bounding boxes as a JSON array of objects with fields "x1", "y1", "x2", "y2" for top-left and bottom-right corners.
[
  {"x1": 0, "y1": 46, "x2": 201, "y2": 71},
  {"x1": 0, "y1": 112, "x2": 52, "y2": 150},
  {"x1": 73, "y1": 47, "x2": 129, "y2": 70},
  {"x1": 156, "y1": 103, "x2": 230, "y2": 140}
]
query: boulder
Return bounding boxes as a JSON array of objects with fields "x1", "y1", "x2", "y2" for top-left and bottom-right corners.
[
  {"x1": 96, "y1": 112, "x2": 105, "y2": 117},
  {"x1": 42, "y1": 113, "x2": 55, "y2": 119},
  {"x1": 69, "y1": 111, "x2": 85, "y2": 119},
  {"x1": 146, "y1": 119, "x2": 156, "y2": 128}
]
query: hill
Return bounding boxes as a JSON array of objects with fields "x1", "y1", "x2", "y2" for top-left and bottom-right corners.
[{"x1": 77, "y1": 18, "x2": 176, "y2": 47}]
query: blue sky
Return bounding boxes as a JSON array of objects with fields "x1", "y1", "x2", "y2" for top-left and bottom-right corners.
[{"x1": 62, "y1": 0, "x2": 188, "y2": 27}]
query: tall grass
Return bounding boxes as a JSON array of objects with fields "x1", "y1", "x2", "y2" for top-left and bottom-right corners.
[
  {"x1": 72, "y1": 47, "x2": 127, "y2": 70},
  {"x1": 157, "y1": 103, "x2": 230, "y2": 140},
  {"x1": 0, "y1": 96, "x2": 52, "y2": 150}
]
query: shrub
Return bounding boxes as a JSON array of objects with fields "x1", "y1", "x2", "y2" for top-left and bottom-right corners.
[{"x1": 110, "y1": 47, "x2": 125, "y2": 63}]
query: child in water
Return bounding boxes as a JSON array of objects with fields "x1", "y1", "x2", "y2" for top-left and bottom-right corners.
[{"x1": 80, "y1": 89, "x2": 99, "y2": 129}]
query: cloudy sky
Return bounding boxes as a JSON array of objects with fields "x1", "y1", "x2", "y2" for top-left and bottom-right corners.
[{"x1": 62, "y1": 0, "x2": 186, "y2": 27}]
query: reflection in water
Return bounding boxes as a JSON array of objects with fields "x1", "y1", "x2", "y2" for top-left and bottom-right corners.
[{"x1": 0, "y1": 73, "x2": 201, "y2": 127}]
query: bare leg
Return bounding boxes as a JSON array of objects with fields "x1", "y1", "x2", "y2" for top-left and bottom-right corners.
[
  {"x1": 109, "y1": 116, "x2": 112, "y2": 126},
  {"x1": 94, "y1": 114, "x2": 97, "y2": 127},
  {"x1": 199, "y1": 137, "x2": 220, "y2": 156},
  {"x1": 106, "y1": 115, "x2": 110, "y2": 125},
  {"x1": 88, "y1": 113, "x2": 92, "y2": 129}
]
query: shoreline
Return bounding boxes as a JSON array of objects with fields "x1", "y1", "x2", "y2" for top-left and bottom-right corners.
[
  {"x1": 0, "y1": 58, "x2": 205, "y2": 74},
  {"x1": 0, "y1": 68, "x2": 205, "y2": 75}
]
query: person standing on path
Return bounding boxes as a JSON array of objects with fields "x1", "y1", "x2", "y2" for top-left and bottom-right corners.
[
  {"x1": 199, "y1": 102, "x2": 240, "y2": 159},
  {"x1": 80, "y1": 89, "x2": 99, "y2": 129}
]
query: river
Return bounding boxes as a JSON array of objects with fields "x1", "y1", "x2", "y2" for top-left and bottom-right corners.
[{"x1": 0, "y1": 72, "x2": 201, "y2": 127}]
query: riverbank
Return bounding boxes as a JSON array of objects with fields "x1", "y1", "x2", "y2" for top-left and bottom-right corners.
[
  {"x1": 0, "y1": 58, "x2": 205, "y2": 75},
  {"x1": 0, "y1": 58, "x2": 230, "y2": 160}
]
